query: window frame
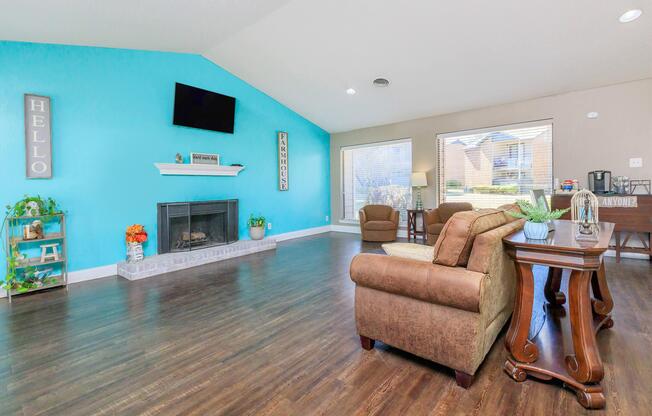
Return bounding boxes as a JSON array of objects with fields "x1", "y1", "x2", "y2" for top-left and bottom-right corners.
[
  {"x1": 340, "y1": 137, "x2": 413, "y2": 224},
  {"x1": 436, "y1": 119, "x2": 554, "y2": 207}
]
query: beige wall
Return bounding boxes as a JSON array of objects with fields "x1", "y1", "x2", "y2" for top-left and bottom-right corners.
[{"x1": 330, "y1": 78, "x2": 652, "y2": 226}]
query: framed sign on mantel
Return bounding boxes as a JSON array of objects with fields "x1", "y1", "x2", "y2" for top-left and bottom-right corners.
[
  {"x1": 24, "y1": 94, "x2": 52, "y2": 178},
  {"x1": 278, "y1": 131, "x2": 289, "y2": 191}
]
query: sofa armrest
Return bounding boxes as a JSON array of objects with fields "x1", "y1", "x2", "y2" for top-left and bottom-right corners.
[
  {"x1": 423, "y1": 208, "x2": 441, "y2": 226},
  {"x1": 390, "y1": 209, "x2": 399, "y2": 225},
  {"x1": 350, "y1": 253, "x2": 484, "y2": 313}
]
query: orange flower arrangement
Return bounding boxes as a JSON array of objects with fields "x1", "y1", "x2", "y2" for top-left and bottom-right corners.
[{"x1": 126, "y1": 224, "x2": 148, "y2": 244}]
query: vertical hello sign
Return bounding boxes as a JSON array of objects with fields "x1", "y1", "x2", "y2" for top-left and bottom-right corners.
[
  {"x1": 24, "y1": 94, "x2": 52, "y2": 178},
  {"x1": 278, "y1": 131, "x2": 289, "y2": 191}
]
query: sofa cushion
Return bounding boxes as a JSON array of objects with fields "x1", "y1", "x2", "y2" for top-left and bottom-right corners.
[
  {"x1": 350, "y1": 253, "x2": 483, "y2": 313},
  {"x1": 438, "y1": 202, "x2": 473, "y2": 223},
  {"x1": 427, "y1": 223, "x2": 445, "y2": 235},
  {"x1": 497, "y1": 203, "x2": 522, "y2": 223},
  {"x1": 362, "y1": 205, "x2": 393, "y2": 220},
  {"x1": 363, "y1": 220, "x2": 396, "y2": 231},
  {"x1": 382, "y1": 243, "x2": 434, "y2": 262},
  {"x1": 433, "y1": 209, "x2": 507, "y2": 267}
]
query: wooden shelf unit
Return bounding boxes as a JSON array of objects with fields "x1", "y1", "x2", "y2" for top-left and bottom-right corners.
[{"x1": 4, "y1": 213, "x2": 68, "y2": 303}]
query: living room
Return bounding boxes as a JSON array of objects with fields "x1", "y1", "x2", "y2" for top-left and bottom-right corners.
[{"x1": 1, "y1": 1, "x2": 650, "y2": 415}]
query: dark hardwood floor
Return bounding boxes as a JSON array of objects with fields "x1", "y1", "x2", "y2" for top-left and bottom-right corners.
[{"x1": 0, "y1": 232, "x2": 650, "y2": 415}]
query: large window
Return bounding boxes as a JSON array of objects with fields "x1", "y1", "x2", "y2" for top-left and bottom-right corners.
[
  {"x1": 341, "y1": 139, "x2": 412, "y2": 222},
  {"x1": 438, "y1": 121, "x2": 552, "y2": 208}
]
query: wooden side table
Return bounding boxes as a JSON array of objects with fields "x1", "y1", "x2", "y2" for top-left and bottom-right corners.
[
  {"x1": 406, "y1": 209, "x2": 426, "y2": 243},
  {"x1": 502, "y1": 220, "x2": 615, "y2": 409}
]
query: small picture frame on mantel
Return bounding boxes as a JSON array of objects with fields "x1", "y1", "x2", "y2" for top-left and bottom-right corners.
[{"x1": 190, "y1": 152, "x2": 220, "y2": 165}]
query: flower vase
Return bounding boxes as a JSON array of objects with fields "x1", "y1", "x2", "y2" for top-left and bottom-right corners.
[
  {"x1": 524, "y1": 221, "x2": 550, "y2": 240},
  {"x1": 126, "y1": 242, "x2": 145, "y2": 263}
]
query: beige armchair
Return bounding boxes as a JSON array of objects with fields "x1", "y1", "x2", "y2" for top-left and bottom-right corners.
[
  {"x1": 424, "y1": 202, "x2": 473, "y2": 245},
  {"x1": 350, "y1": 206, "x2": 523, "y2": 387},
  {"x1": 359, "y1": 205, "x2": 399, "y2": 242}
]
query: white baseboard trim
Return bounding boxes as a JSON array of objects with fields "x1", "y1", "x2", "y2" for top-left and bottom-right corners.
[
  {"x1": 272, "y1": 225, "x2": 331, "y2": 242},
  {"x1": 68, "y1": 263, "x2": 118, "y2": 284},
  {"x1": 330, "y1": 224, "x2": 408, "y2": 238}
]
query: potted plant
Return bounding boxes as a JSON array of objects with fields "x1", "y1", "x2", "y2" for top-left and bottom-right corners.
[
  {"x1": 510, "y1": 199, "x2": 569, "y2": 240},
  {"x1": 125, "y1": 224, "x2": 148, "y2": 263},
  {"x1": 248, "y1": 215, "x2": 266, "y2": 240}
]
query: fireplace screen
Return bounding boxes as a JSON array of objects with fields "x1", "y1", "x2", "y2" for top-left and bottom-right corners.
[{"x1": 158, "y1": 200, "x2": 238, "y2": 254}]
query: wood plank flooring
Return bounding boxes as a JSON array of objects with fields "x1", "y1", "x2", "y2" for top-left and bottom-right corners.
[{"x1": 0, "y1": 232, "x2": 650, "y2": 415}]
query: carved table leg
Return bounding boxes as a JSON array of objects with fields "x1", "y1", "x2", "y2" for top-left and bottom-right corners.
[
  {"x1": 591, "y1": 261, "x2": 614, "y2": 328},
  {"x1": 544, "y1": 267, "x2": 566, "y2": 306},
  {"x1": 505, "y1": 262, "x2": 539, "y2": 363},
  {"x1": 566, "y1": 270, "x2": 604, "y2": 385}
]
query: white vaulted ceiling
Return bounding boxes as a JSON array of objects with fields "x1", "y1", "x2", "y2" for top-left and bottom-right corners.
[{"x1": 1, "y1": 0, "x2": 651, "y2": 132}]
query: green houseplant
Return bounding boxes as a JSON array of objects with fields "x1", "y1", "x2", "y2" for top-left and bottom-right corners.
[
  {"x1": 509, "y1": 198, "x2": 569, "y2": 240},
  {"x1": 248, "y1": 215, "x2": 266, "y2": 241}
]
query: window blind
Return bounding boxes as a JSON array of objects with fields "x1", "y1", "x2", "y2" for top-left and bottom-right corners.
[
  {"x1": 437, "y1": 121, "x2": 552, "y2": 209},
  {"x1": 341, "y1": 139, "x2": 412, "y2": 222}
]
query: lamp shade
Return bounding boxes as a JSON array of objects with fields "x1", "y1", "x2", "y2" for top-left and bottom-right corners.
[{"x1": 411, "y1": 172, "x2": 428, "y2": 187}]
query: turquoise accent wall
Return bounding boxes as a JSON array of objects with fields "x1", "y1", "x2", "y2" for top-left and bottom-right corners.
[{"x1": 0, "y1": 41, "x2": 330, "y2": 272}]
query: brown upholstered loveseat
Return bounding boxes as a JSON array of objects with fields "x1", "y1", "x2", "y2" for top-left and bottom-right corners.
[
  {"x1": 350, "y1": 205, "x2": 523, "y2": 387},
  {"x1": 358, "y1": 205, "x2": 399, "y2": 242},
  {"x1": 424, "y1": 202, "x2": 473, "y2": 245}
]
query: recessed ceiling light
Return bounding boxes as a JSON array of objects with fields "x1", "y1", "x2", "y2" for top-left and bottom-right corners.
[
  {"x1": 619, "y1": 9, "x2": 642, "y2": 23},
  {"x1": 373, "y1": 78, "x2": 390, "y2": 87},
  {"x1": 346, "y1": 88, "x2": 356, "y2": 95}
]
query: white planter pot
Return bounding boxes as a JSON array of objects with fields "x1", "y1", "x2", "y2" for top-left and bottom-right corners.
[
  {"x1": 524, "y1": 221, "x2": 549, "y2": 240},
  {"x1": 249, "y1": 226, "x2": 265, "y2": 240}
]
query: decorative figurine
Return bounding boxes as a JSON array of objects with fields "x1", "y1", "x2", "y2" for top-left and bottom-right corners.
[
  {"x1": 571, "y1": 189, "x2": 599, "y2": 241},
  {"x1": 175, "y1": 153, "x2": 184, "y2": 164}
]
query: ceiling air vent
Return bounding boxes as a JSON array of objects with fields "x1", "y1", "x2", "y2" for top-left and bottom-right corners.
[{"x1": 372, "y1": 78, "x2": 390, "y2": 87}]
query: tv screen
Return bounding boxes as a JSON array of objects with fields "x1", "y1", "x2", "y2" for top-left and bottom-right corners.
[{"x1": 173, "y1": 83, "x2": 235, "y2": 133}]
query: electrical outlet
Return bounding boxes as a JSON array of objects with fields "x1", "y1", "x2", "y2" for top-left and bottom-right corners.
[
  {"x1": 267, "y1": 222, "x2": 272, "y2": 230},
  {"x1": 630, "y1": 158, "x2": 643, "y2": 168},
  {"x1": 325, "y1": 215, "x2": 329, "y2": 222}
]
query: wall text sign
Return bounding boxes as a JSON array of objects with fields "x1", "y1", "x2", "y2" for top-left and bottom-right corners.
[
  {"x1": 24, "y1": 94, "x2": 52, "y2": 178},
  {"x1": 278, "y1": 132, "x2": 289, "y2": 191}
]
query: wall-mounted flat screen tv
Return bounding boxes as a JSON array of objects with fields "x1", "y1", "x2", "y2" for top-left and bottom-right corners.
[{"x1": 173, "y1": 83, "x2": 235, "y2": 133}]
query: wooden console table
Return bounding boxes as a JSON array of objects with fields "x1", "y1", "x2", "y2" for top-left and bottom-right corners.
[
  {"x1": 502, "y1": 220, "x2": 615, "y2": 409},
  {"x1": 406, "y1": 209, "x2": 426, "y2": 243},
  {"x1": 552, "y1": 194, "x2": 652, "y2": 262}
]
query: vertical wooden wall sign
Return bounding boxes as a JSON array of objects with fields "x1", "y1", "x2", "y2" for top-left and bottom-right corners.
[
  {"x1": 278, "y1": 131, "x2": 289, "y2": 191},
  {"x1": 24, "y1": 94, "x2": 52, "y2": 178}
]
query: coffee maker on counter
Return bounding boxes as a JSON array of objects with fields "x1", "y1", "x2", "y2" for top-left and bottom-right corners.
[{"x1": 588, "y1": 170, "x2": 612, "y2": 194}]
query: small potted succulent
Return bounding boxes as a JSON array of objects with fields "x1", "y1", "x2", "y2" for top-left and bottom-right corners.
[
  {"x1": 248, "y1": 215, "x2": 266, "y2": 240},
  {"x1": 510, "y1": 198, "x2": 569, "y2": 240}
]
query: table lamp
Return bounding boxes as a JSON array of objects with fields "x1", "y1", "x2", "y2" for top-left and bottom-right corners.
[{"x1": 411, "y1": 172, "x2": 428, "y2": 210}]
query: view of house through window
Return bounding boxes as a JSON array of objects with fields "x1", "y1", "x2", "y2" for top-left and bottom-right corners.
[
  {"x1": 438, "y1": 121, "x2": 552, "y2": 208},
  {"x1": 341, "y1": 139, "x2": 412, "y2": 222}
]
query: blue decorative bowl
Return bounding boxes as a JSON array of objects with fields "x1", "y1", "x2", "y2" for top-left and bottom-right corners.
[{"x1": 524, "y1": 221, "x2": 549, "y2": 240}]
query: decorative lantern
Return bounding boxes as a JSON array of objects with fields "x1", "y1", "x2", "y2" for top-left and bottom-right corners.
[{"x1": 571, "y1": 189, "x2": 599, "y2": 241}]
